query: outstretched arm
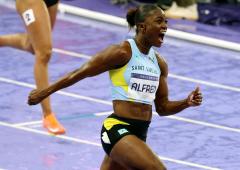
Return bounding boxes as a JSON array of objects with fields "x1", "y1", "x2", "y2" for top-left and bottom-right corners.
[
  {"x1": 28, "y1": 43, "x2": 131, "y2": 105},
  {"x1": 154, "y1": 54, "x2": 202, "y2": 116}
]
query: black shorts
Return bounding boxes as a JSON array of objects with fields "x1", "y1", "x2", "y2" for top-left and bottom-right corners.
[
  {"x1": 43, "y1": 0, "x2": 59, "y2": 7},
  {"x1": 101, "y1": 114, "x2": 151, "y2": 155}
]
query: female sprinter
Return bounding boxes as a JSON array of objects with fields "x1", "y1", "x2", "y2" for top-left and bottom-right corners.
[
  {"x1": 0, "y1": 0, "x2": 65, "y2": 134},
  {"x1": 28, "y1": 4, "x2": 202, "y2": 170}
]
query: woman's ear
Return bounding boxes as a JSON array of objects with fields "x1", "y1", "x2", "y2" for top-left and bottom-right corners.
[{"x1": 137, "y1": 23, "x2": 146, "y2": 33}]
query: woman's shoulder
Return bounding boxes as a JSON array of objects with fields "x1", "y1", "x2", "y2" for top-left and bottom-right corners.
[
  {"x1": 114, "y1": 41, "x2": 132, "y2": 58},
  {"x1": 154, "y1": 52, "x2": 167, "y2": 64},
  {"x1": 154, "y1": 52, "x2": 168, "y2": 75}
]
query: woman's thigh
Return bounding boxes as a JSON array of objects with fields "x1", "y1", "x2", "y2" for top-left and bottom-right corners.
[
  {"x1": 110, "y1": 135, "x2": 166, "y2": 170},
  {"x1": 47, "y1": 2, "x2": 59, "y2": 29},
  {"x1": 101, "y1": 155, "x2": 129, "y2": 170},
  {"x1": 16, "y1": 0, "x2": 52, "y2": 52}
]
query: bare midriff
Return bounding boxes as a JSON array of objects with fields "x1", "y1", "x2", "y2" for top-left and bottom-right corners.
[{"x1": 113, "y1": 100, "x2": 152, "y2": 121}]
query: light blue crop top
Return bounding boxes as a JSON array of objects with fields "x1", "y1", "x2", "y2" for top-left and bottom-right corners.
[{"x1": 109, "y1": 39, "x2": 161, "y2": 105}]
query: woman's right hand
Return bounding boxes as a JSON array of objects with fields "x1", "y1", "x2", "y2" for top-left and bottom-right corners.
[{"x1": 28, "y1": 89, "x2": 46, "y2": 105}]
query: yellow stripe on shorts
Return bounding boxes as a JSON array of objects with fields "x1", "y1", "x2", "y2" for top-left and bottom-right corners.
[{"x1": 103, "y1": 118, "x2": 130, "y2": 130}]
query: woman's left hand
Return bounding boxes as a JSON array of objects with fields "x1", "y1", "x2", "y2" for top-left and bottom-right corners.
[{"x1": 187, "y1": 86, "x2": 203, "y2": 107}]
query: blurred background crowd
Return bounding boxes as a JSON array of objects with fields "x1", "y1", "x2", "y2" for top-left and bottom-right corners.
[{"x1": 110, "y1": 0, "x2": 240, "y2": 27}]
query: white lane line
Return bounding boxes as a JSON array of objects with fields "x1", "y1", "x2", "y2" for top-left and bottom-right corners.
[
  {"x1": 13, "y1": 110, "x2": 240, "y2": 133},
  {"x1": 95, "y1": 111, "x2": 240, "y2": 134},
  {"x1": 57, "y1": 90, "x2": 111, "y2": 105},
  {"x1": 53, "y1": 48, "x2": 91, "y2": 59},
  {"x1": 1, "y1": 77, "x2": 240, "y2": 134},
  {"x1": 0, "y1": 77, "x2": 36, "y2": 88},
  {"x1": 158, "y1": 156, "x2": 222, "y2": 170},
  {"x1": 169, "y1": 74, "x2": 240, "y2": 92},
  {"x1": 58, "y1": 3, "x2": 240, "y2": 52},
  {"x1": 0, "y1": 77, "x2": 112, "y2": 105},
  {"x1": 0, "y1": 121, "x2": 101, "y2": 146},
  {"x1": 94, "y1": 111, "x2": 113, "y2": 116},
  {"x1": 52, "y1": 48, "x2": 240, "y2": 92},
  {"x1": 14, "y1": 120, "x2": 42, "y2": 127},
  {"x1": 14, "y1": 111, "x2": 113, "y2": 128},
  {"x1": 0, "y1": 121, "x2": 222, "y2": 170},
  {"x1": 167, "y1": 114, "x2": 240, "y2": 133}
]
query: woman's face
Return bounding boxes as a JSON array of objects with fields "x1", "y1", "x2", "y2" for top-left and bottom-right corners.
[{"x1": 142, "y1": 9, "x2": 168, "y2": 47}]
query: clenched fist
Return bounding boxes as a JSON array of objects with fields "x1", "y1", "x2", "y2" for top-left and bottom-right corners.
[
  {"x1": 187, "y1": 87, "x2": 203, "y2": 106},
  {"x1": 28, "y1": 89, "x2": 47, "y2": 105}
]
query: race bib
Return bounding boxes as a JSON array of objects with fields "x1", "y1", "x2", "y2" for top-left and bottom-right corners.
[
  {"x1": 128, "y1": 73, "x2": 159, "y2": 102},
  {"x1": 22, "y1": 9, "x2": 35, "y2": 26}
]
